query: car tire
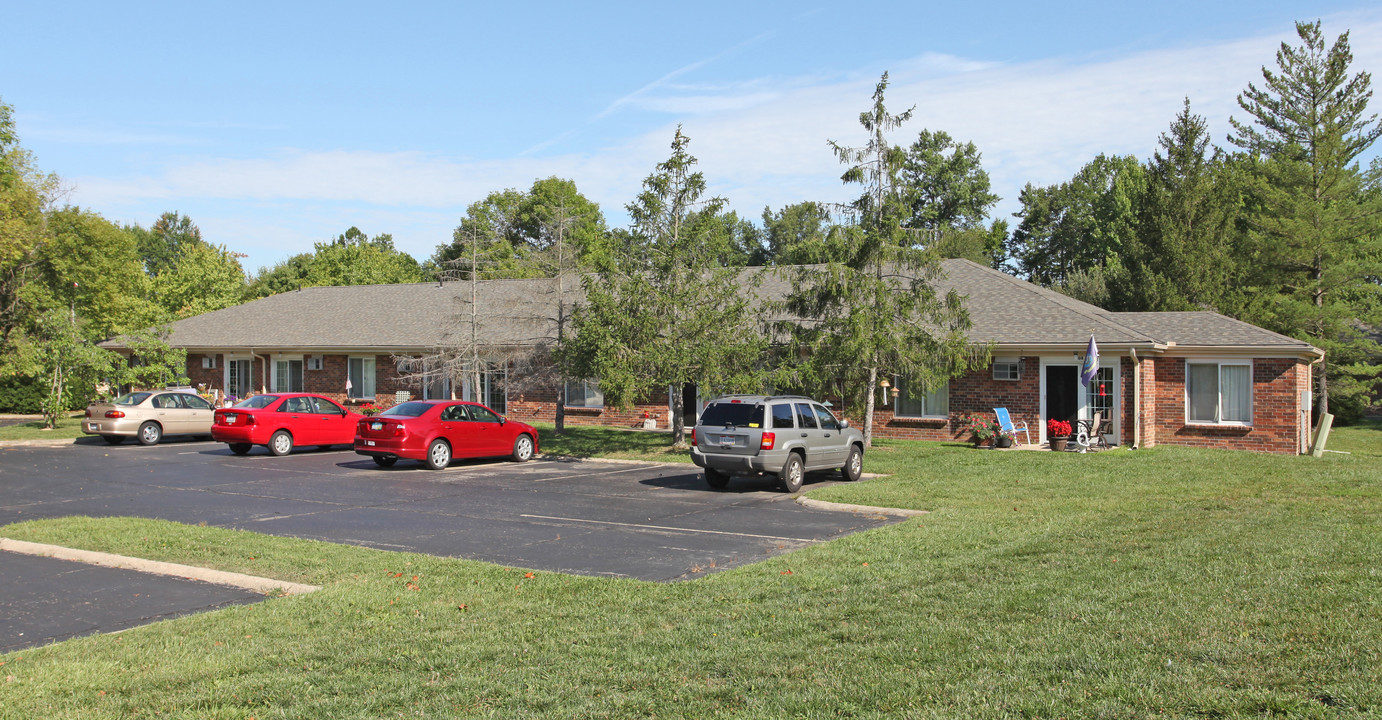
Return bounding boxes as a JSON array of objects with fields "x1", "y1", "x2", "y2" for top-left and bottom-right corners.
[
  {"x1": 137, "y1": 422, "x2": 162, "y2": 446},
  {"x1": 425, "y1": 439, "x2": 451, "y2": 470},
  {"x1": 373, "y1": 454, "x2": 398, "y2": 467},
  {"x1": 102, "y1": 435, "x2": 125, "y2": 445},
  {"x1": 228, "y1": 443, "x2": 252, "y2": 455},
  {"x1": 705, "y1": 468, "x2": 730, "y2": 490},
  {"x1": 268, "y1": 430, "x2": 294, "y2": 457},
  {"x1": 842, "y1": 445, "x2": 863, "y2": 482},
  {"x1": 511, "y1": 434, "x2": 534, "y2": 462},
  {"x1": 778, "y1": 453, "x2": 804, "y2": 493}
]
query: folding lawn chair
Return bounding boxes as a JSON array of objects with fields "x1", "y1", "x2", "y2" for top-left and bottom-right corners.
[{"x1": 994, "y1": 407, "x2": 1031, "y2": 447}]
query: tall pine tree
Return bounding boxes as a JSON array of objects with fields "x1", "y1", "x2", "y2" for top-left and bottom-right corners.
[{"x1": 1228, "y1": 20, "x2": 1382, "y2": 421}]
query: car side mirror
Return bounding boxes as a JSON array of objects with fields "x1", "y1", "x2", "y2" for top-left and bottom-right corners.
[
  {"x1": 839, "y1": 419, "x2": 850, "y2": 429},
  {"x1": 499, "y1": 416, "x2": 507, "y2": 425}
]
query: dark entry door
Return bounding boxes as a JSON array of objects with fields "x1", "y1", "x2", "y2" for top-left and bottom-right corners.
[
  {"x1": 682, "y1": 383, "x2": 699, "y2": 427},
  {"x1": 1046, "y1": 365, "x2": 1078, "y2": 425}
]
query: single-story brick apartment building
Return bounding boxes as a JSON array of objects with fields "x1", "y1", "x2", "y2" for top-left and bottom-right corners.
[{"x1": 104, "y1": 259, "x2": 1322, "y2": 454}]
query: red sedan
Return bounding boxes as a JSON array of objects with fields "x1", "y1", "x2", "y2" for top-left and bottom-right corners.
[
  {"x1": 354, "y1": 400, "x2": 538, "y2": 469},
  {"x1": 212, "y1": 393, "x2": 365, "y2": 456}
]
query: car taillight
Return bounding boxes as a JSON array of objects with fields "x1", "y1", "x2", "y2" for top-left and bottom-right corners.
[
  {"x1": 690, "y1": 428, "x2": 696, "y2": 447},
  {"x1": 85, "y1": 408, "x2": 92, "y2": 418},
  {"x1": 760, "y1": 432, "x2": 775, "y2": 450},
  {"x1": 393, "y1": 423, "x2": 405, "y2": 437},
  {"x1": 105, "y1": 410, "x2": 125, "y2": 419}
]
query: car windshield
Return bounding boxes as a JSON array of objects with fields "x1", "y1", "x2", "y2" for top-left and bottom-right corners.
[
  {"x1": 234, "y1": 395, "x2": 280, "y2": 409},
  {"x1": 113, "y1": 392, "x2": 152, "y2": 406},
  {"x1": 699, "y1": 402, "x2": 765, "y2": 428},
  {"x1": 380, "y1": 402, "x2": 434, "y2": 418}
]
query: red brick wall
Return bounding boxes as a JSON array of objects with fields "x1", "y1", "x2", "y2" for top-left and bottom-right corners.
[
  {"x1": 866, "y1": 358, "x2": 1040, "y2": 443},
  {"x1": 1148, "y1": 357, "x2": 1305, "y2": 454},
  {"x1": 180, "y1": 353, "x2": 1307, "y2": 453}
]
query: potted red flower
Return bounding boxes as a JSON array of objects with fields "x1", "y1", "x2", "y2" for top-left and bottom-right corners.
[{"x1": 1047, "y1": 418, "x2": 1072, "y2": 451}]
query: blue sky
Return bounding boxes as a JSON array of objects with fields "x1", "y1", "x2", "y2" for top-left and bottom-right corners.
[{"x1": 5, "y1": 1, "x2": 1381, "y2": 273}]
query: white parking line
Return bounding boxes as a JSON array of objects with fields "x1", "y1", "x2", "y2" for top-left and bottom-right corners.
[
  {"x1": 518, "y1": 514, "x2": 813, "y2": 542},
  {"x1": 528, "y1": 464, "x2": 669, "y2": 482}
]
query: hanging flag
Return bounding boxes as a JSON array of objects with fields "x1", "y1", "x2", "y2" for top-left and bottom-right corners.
[
  {"x1": 1080, "y1": 335, "x2": 1099, "y2": 387},
  {"x1": 346, "y1": 376, "x2": 353, "y2": 393}
]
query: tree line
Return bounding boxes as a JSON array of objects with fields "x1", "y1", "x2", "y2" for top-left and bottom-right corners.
[{"x1": 1, "y1": 20, "x2": 1376, "y2": 432}]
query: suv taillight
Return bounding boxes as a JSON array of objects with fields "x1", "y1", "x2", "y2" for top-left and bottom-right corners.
[
  {"x1": 690, "y1": 428, "x2": 696, "y2": 447},
  {"x1": 760, "y1": 432, "x2": 775, "y2": 450},
  {"x1": 105, "y1": 410, "x2": 125, "y2": 419}
]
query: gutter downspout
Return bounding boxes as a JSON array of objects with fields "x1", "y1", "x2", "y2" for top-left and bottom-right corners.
[
  {"x1": 1130, "y1": 348, "x2": 1140, "y2": 450},
  {"x1": 1306, "y1": 353, "x2": 1324, "y2": 454}
]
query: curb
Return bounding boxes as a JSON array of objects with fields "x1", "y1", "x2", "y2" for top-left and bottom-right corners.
[
  {"x1": 0, "y1": 538, "x2": 322, "y2": 596},
  {"x1": 0, "y1": 437, "x2": 82, "y2": 448},
  {"x1": 795, "y1": 496, "x2": 930, "y2": 517}
]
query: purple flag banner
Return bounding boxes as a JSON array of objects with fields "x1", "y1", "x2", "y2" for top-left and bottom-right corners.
[{"x1": 1080, "y1": 335, "x2": 1099, "y2": 387}]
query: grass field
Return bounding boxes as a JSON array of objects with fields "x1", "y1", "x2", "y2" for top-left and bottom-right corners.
[
  {"x1": 0, "y1": 422, "x2": 1378, "y2": 718},
  {"x1": 0, "y1": 413, "x2": 85, "y2": 441}
]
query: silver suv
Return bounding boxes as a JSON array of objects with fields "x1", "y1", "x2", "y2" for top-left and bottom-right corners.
[{"x1": 691, "y1": 395, "x2": 865, "y2": 492}]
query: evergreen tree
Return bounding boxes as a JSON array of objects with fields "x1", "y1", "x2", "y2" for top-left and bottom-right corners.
[
  {"x1": 561, "y1": 127, "x2": 768, "y2": 446},
  {"x1": 1228, "y1": 20, "x2": 1382, "y2": 421},
  {"x1": 779, "y1": 74, "x2": 983, "y2": 446},
  {"x1": 1116, "y1": 100, "x2": 1244, "y2": 313}
]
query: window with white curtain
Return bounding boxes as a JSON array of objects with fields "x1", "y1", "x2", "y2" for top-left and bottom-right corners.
[
  {"x1": 893, "y1": 375, "x2": 948, "y2": 419},
  {"x1": 1186, "y1": 361, "x2": 1252, "y2": 424}
]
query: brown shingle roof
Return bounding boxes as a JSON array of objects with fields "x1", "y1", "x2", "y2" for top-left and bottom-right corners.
[{"x1": 110, "y1": 259, "x2": 1319, "y2": 358}]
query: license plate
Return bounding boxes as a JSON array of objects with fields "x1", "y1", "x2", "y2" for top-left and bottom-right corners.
[
  {"x1": 88, "y1": 423, "x2": 98, "y2": 431},
  {"x1": 719, "y1": 436, "x2": 735, "y2": 447},
  {"x1": 365, "y1": 440, "x2": 376, "y2": 447},
  {"x1": 225, "y1": 415, "x2": 236, "y2": 424},
  {"x1": 370, "y1": 422, "x2": 383, "y2": 431}
]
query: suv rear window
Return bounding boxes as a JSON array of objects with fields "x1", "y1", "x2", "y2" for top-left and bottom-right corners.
[{"x1": 699, "y1": 402, "x2": 765, "y2": 428}]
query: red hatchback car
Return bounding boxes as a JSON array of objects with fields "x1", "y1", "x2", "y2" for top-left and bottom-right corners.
[
  {"x1": 354, "y1": 400, "x2": 538, "y2": 470},
  {"x1": 212, "y1": 393, "x2": 365, "y2": 456}
]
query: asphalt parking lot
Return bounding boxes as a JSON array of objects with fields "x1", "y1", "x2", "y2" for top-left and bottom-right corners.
[{"x1": 1, "y1": 437, "x2": 898, "y2": 649}]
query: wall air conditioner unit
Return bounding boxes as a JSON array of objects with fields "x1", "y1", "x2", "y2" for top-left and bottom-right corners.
[
  {"x1": 306, "y1": 355, "x2": 324, "y2": 371},
  {"x1": 202, "y1": 356, "x2": 217, "y2": 369}
]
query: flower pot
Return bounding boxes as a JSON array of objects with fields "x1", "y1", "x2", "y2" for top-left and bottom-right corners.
[
  {"x1": 995, "y1": 436, "x2": 1013, "y2": 449},
  {"x1": 1050, "y1": 437, "x2": 1068, "y2": 451}
]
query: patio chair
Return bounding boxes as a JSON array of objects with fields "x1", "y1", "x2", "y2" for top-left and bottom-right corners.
[
  {"x1": 1073, "y1": 412, "x2": 1110, "y2": 452},
  {"x1": 993, "y1": 407, "x2": 1031, "y2": 447}
]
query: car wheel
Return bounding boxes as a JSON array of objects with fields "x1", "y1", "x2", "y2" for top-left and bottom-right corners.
[
  {"x1": 426, "y1": 439, "x2": 451, "y2": 470},
  {"x1": 778, "y1": 453, "x2": 804, "y2": 493},
  {"x1": 229, "y1": 443, "x2": 252, "y2": 455},
  {"x1": 705, "y1": 468, "x2": 730, "y2": 490},
  {"x1": 137, "y1": 422, "x2": 162, "y2": 446},
  {"x1": 268, "y1": 430, "x2": 294, "y2": 457},
  {"x1": 102, "y1": 435, "x2": 125, "y2": 445},
  {"x1": 511, "y1": 434, "x2": 534, "y2": 462},
  {"x1": 373, "y1": 454, "x2": 398, "y2": 467},
  {"x1": 842, "y1": 445, "x2": 863, "y2": 482}
]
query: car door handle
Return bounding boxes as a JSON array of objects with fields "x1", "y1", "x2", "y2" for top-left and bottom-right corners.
[{"x1": 801, "y1": 432, "x2": 808, "y2": 437}]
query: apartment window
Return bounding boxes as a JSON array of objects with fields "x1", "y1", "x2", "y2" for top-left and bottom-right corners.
[
  {"x1": 274, "y1": 359, "x2": 303, "y2": 393},
  {"x1": 348, "y1": 357, "x2": 376, "y2": 399},
  {"x1": 1186, "y1": 361, "x2": 1252, "y2": 425},
  {"x1": 894, "y1": 375, "x2": 949, "y2": 419},
  {"x1": 565, "y1": 378, "x2": 603, "y2": 408}
]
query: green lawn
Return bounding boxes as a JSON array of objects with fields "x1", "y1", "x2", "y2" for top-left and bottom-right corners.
[
  {"x1": 535, "y1": 421, "x2": 694, "y2": 463},
  {"x1": 1, "y1": 423, "x2": 1379, "y2": 717},
  {"x1": 0, "y1": 413, "x2": 85, "y2": 441}
]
